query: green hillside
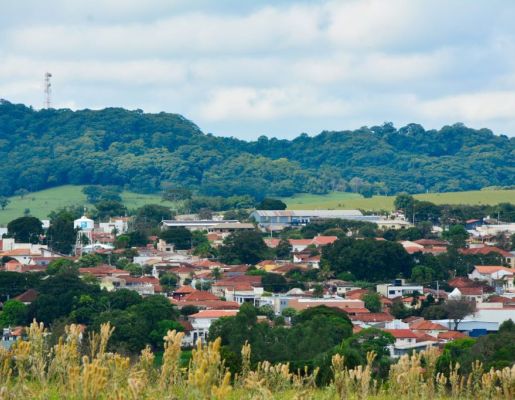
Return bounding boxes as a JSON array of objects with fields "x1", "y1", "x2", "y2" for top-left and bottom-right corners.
[
  {"x1": 283, "y1": 189, "x2": 515, "y2": 211},
  {"x1": 0, "y1": 101, "x2": 514, "y2": 199},
  {"x1": 0, "y1": 185, "x2": 177, "y2": 225}
]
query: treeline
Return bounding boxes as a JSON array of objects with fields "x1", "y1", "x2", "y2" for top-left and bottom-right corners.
[{"x1": 0, "y1": 100, "x2": 514, "y2": 198}]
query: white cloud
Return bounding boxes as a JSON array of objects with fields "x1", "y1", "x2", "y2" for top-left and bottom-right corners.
[
  {"x1": 1, "y1": 0, "x2": 515, "y2": 137},
  {"x1": 419, "y1": 91, "x2": 515, "y2": 122},
  {"x1": 198, "y1": 86, "x2": 351, "y2": 121}
]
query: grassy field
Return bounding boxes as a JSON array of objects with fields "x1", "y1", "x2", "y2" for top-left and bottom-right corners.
[
  {"x1": 282, "y1": 189, "x2": 515, "y2": 211},
  {"x1": 0, "y1": 185, "x2": 177, "y2": 225}
]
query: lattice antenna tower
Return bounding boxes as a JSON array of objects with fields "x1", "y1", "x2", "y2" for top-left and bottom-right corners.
[{"x1": 44, "y1": 72, "x2": 52, "y2": 108}]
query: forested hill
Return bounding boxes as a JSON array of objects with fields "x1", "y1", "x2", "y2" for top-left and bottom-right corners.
[{"x1": 0, "y1": 100, "x2": 514, "y2": 199}]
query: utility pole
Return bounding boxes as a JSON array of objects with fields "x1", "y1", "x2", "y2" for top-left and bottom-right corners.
[{"x1": 44, "y1": 72, "x2": 52, "y2": 109}]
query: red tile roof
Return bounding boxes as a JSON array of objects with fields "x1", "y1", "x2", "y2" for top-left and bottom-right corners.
[
  {"x1": 182, "y1": 291, "x2": 220, "y2": 302},
  {"x1": 474, "y1": 265, "x2": 513, "y2": 275},
  {"x1": 311, "y1": 236, "x2": 338, "y2": 246},
  {"x1": 458, "y1": 287, "x2": 485, "y2": 295},
  {"x1": 383, "y1": 329, "x2": 418, "y2": 339},
  {"x1": 174, "y1": 285, "x2": 196, "y2": 294},
  {"x1": 414, "y1": 332, "x2": 439, "y2": 342},
  {"x1": 438, "y1": 331, "x2": 467, "y2": 340},
  {"x1": 78, "y1": 266, "x2": 127, "y2": 276},
  {"x1": 448, "y1": 277, "x2": 475, "y2": 288},
  {"x1": 350, "y1": 313, "x2": 394, "y2": 323},
  {"x1": 460, "y1": 247, "x2": 512, "y2": 258},
  {"x1": 179, "y1": 320, "x2": 193, "y2": 331},
  {"x1": 345, "y1": 289, "x2": 369, "y2": 299},
  {"x1": 189, "y1": 310, "x2": 238, "y2": 319},
  {"x1": 171, "y1": 299, "x2": 240, "y2": 310},
  {"x1": 410, "y1": 320, "x2": 448, "y2": 331},
  {"x1": 14, "y1": 289, "x2": 38, "y2": 303},
  {"x1": 414, "y1": 239, "x2": 449, "y2": 246}
]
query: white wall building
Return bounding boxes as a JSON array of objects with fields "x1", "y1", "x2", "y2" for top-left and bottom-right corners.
[
  {"x1": 189, "y1": 310, "x2": 238, "y2": 343},
  {"x1": 377, "y1": 279, "x2": 424, "y2": 299}
]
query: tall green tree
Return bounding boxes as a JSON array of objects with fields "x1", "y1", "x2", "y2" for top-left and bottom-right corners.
[
  {"x1": 7, "y1": 216, "x2": 43, "y2": 243},
  {"x1": 0, "y1": 300, "x2": 28, "y2": 327},
  {"x1": 160, "y1": 227, "x2": 192, "y2": 250},
  {"x1": 47, "y1": 210, "x2": 76, "y2": 254},
  {"x1": 257, "y1": 198, "x2": 287, "y2": 210},
  {"x1": 219, "y1": 230, "x2": 269, "y2": 264}
]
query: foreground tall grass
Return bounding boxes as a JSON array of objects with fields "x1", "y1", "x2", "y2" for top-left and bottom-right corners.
[{"x1": 0, "y1": 321, "x2": 513, "y2": 399}]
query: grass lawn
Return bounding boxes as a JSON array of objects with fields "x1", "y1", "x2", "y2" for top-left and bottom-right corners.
[
  {"x1": 282, "y1": 189, "x2": 515, "y2": 211},
  {"x1": 0, "y1": 185, "x2": 178, "y2": 225}
]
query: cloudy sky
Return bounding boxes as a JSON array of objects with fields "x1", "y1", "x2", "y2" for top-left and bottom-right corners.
[{"x1": 2, "y1": 0, "x2": 515, "y2": 139}]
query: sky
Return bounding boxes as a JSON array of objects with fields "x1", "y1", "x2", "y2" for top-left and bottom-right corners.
[{"x1": 2, "y1": 0, "x2": 515, "y2": 139}]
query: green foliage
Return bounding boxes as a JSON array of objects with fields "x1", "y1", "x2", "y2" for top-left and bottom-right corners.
[
  {"x1": 390, "y1": 299, "x2": 411, "y2": 319},
  {"x1": 47, "y1": 209, "x2": 76, "y2": 254},
  {"x1": 47, "y1": 258, "x2": 77, "y2": 275},
  {"x1": 322, "y1": 237, "x2": 414, "y2": 281},
  {"x1": 318, "y1": 328, "x2": 395, "y2": 382},
  {"x1": 0, "y1": 272, "x2": 42, "y2": 301},
  {"x1": 0, "y1": 300, "x2": 28, "y2": 327},
  {"x1": 312, "y1": 284, "x2": 324, "y2": 298},
  {"x1": 0, "y1": 102, "x2": 513, "y2": 199},
  {"x1": 261, "y1": 273, "x2": 288, "y2": 293},
  {"x1": 0, "y1": 196, "x2": 10, "y2": 210},
  {"x1": 149, "y1": 319, "x2": 184, "y2": 350},
  {"x1": 159, "y1": 272, "x2": 179, "y2": 291},
  {"x1": 82, "y1": 185, "x2": 122, "y2": 203},
  {"x1": 394, "y1": 193, "x2": 414, "y2": 212},
  {"x1": 219, "y1": 230, "x2": 269, "y2": 265},
  {"x1": 257, "y1": 198, "x2": 287, "y2": 210},
  {"x1": 94, "y1": 200, "x2": 127, "y2": 220},
  {"x1": 443, "y1": 224, "x2": 469, "y2": 247},
  {"x1": 76, "y1": 253, "x2": 103, "y2": 268},
  {"x1": 275, "y1": 238, "x2": 292, "y2": 259},
  {"x1": 210, "y1": 305, "x2": 352, "y2": 370},
  {"x1": 160, "y1": 227, "x2": 192, "y2": 250},
  {"x1": 29, "y1": 271, "x2": 101, "y2": 324},
  {"x1": 7, "y1": 216, "x2": 43, "y2": 243},
  {"x1": 180, "y1": 305, "x2": 199, "y2": 316},
  {"x1": 361, "y1": 291, "x2": 382, "y2": 312}
]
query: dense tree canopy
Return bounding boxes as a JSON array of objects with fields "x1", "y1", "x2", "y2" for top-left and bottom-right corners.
[
  {"x1": 209, "y1": 304, "x2": 352, "y2": 372},
  {"x1": 7, "y1": 216, "x2": 43, "y2": 243},
  {"x1": 322, "y1": 238, "x2": 414, "y2": 281},
  {"x1": 219, "y1": 230, "x2": 269, "y2": 265},
  {"x1": 0, "y1": 101, "x2": 513, "y2": 198}
]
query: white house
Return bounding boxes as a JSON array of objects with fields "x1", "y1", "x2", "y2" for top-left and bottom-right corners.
[
  {"x1": 469, "y1": 266, "x2": 514, "y2": 294},
  {"x1": 98, "y1": 217, "x2": 130, "y2": 234},
  {"x1": 377, "y1": 279, "x2": 424, "y2": 299},
  {"x1": 188, "y1": 310, "x2": 238, "y2": 343},
  {"x1": 383, "y1": 329, "x2": 436, "y2": 358}
]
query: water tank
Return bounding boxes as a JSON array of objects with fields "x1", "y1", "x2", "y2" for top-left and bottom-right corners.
[{"x1": 74, "y1": 216, "x2": 94, "y2": 230}]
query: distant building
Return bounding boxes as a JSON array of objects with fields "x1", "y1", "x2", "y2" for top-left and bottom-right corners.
[
  {"x1": 469, "y1": 265, "x2": 514, "y2": 294},
  {"x1": 377, "y1": 279, "x2": 424, "y2": 299},
  {"x1": 250, "y1": 210, "x2": 377, "y2": 230},
  {"x1": 160, "y1": 219, "x2": 240, "y2": 232}
]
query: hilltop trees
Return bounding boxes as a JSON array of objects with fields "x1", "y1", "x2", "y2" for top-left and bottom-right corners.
[{"x1": 0, "y1": 102, "x2": 513, "y2": 198}]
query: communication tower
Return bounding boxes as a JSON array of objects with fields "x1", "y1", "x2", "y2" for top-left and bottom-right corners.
[{"x1": 44, "y1": 72, "x2": 52, "y2": 109}]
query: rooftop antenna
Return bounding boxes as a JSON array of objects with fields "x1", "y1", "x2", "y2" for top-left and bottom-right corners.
[{"x1": 44, "y1": 72, "x2": 52, "y2": 109}]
